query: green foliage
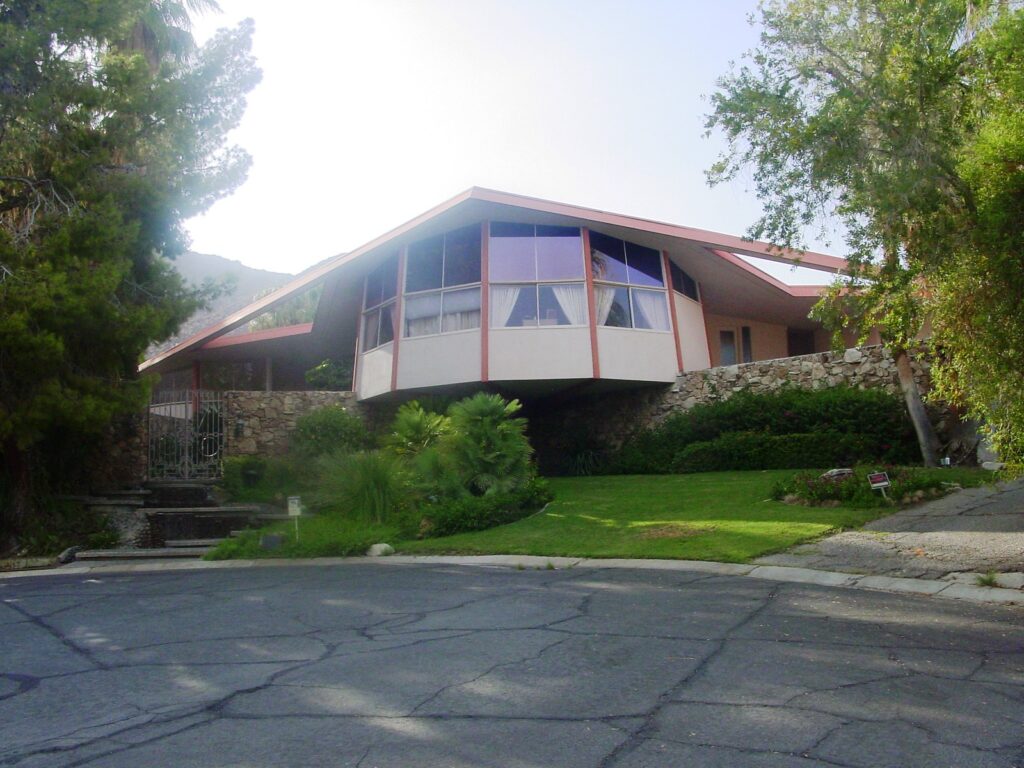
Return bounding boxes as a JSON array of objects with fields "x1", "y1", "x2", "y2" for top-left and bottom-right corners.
[
  {"x1": 444, "y1": 393, "x2": 534, "y2": 496},
  {"x1": 705, "y1": 0, "x2": 1024, "y2": 462},
  {"x1": 384, "y1": 401, "x2": 452, "y2": 457},
  {"x1": 311, "y1": 450, "x2": 416, "y2": 527},
  {"x1": 303, "y1": 358, "x2": 354, "y2": 391},
  {"x1": 0, "y1": 1, "x2": 260, "y2": 540},
  {"x1": 674, "y1": 432, "x2": 872, "y2": 473},
  {"x1": 206, "y1": 516, "x2": 400, "y2": 560},
  {"x1": 220, "y1": 455, "x2": 311, "y2": 506},
  {"x1": 249, "y1": 285, "x2": 323, "y2": 332},
  {"x1": 419, "y1": 478, "x2": 552, "y2": 538},
  {"x1": 770, "y1": 466, "x2": 987, "y2": 509},
  {"x1": 291, "y1": 406, "x2": 369, "y2": 458},
  {"x1": 608, "y1": 387, "x2": 918, "y2": 474},
  {"x1": 15, "y1": 499, "x2": 118, "y2": 556}
]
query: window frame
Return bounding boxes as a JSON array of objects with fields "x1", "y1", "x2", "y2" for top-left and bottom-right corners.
[
  {"x1": 403, "y1": 284, "x2": 482, "y2": 339},
  {"x1": 590, "y1": 233, "x2": 671, "y2": 333},
  {"x1": 361, "y1": 253, "x2": 400, "y2": 352},
  {"x1": 489, "y1": 281, "x2": 589, "y2": 329}
]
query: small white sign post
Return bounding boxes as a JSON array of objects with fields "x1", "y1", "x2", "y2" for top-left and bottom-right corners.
[
  {"x1": 867, "y1": 472, "x2": 891, "y2": 499},
  {"x1": 287, "y1": 496, "x2": 302, "y2": 542}
]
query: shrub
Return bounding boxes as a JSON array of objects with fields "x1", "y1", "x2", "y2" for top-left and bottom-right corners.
[
  {"x1": 770, "y1": 466, "x2": 986, "y2": 508},
  {"x1": 221, "y1": 455, "x2": 310, "y2": 505},
  {"x1": 384, "y1": 401, "x2": 452, "y2": 456},
  {"x1": 304, "y1": 358, "x2": 354, "y2": 391},
  {"x1": 607, "y1": 386, "x2": 919, "y2": 474},
  {"x1": 444, "y1": 393, "x2": 534, "y2": 495},
  {"x1": 311, "y1": 450, "x2": 415, "y2": 526},
  {"x1": 673, "y1": 431, "x2": 871, "y2": 472},
  {"x1": 291, "y1": 405, "x2": 369, "y2": 458},
  {"x1": 419, "y1": 477, "x2": 553, "y2": 538}
]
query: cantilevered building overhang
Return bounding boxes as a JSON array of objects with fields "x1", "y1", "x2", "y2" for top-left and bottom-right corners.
[{"x1": 141, "y1": 187, "x2": 848, "y2": 400}]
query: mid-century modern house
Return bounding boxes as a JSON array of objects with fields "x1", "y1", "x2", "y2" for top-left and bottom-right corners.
[{"x1": 141, "y1": 187, "x2": 864, "y2": 404}]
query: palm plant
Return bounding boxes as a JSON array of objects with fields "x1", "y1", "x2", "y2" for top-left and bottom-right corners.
[{"x1": 444, "y1": 393, "x2": 534, "y2": 495}]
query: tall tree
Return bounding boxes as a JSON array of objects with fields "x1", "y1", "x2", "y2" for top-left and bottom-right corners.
[
  {"x1": 705, "y1": 0, "x2": 1023, "y2": 465},
  {"x1": 0, "y1": 1, "x2": 260, "y2": 541}
]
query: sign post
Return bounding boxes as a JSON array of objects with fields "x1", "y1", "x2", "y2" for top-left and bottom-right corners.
[
  {"x1": 287, "y1": 496, "x2": 302, "y2": 542},
  {"x1": 867, "y1": 472, "x2": 891, "y2": 499}
]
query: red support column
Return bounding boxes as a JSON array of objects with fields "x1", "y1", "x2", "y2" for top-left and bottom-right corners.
[
  {"x1": 480, "y1": 221, "x2": 490, "y2": 383},
  {"x1": 663, "y1": 251, "x2": 684, "y2": 373},
  {"x1": 581, "y1": 228, "x2": 601, "y2": 379},
  {"x1": 390, "y1": 248, "x2": 406, "y2": 392}
]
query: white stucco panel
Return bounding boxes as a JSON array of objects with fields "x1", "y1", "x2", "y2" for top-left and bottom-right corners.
[
  {"x1": 597, "y1": 327, "x2": 678, "y2": 382},
  {"x1": 356, "y1": 345, "x2": 393, "y2": 400},
  {"x1": 488, "y1": 327, "x2": 592, "y2": 381},
  {"x1": 675, "y1": 295, "x2": 711, "y2": 371},
  {"x1": 397, "y1": 330, "x2": 481, "y2": 390}
]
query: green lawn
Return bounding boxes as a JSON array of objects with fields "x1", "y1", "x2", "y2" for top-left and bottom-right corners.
[
  {"x1": 207, "y1": 469, "x2": 989, "y2": 564},
  {"x1": 399, "y1": 471, "x2": 894, "y2": 563}
]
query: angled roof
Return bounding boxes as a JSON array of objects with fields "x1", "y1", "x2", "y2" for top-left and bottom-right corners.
[{"x1": 140, "y1": 187, "x2": 847, "y2": 372}]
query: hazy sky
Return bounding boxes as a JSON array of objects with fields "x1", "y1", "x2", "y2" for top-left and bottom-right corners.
[{"x1": 187, "y1": 1, "x2": 838, "y2": 283}]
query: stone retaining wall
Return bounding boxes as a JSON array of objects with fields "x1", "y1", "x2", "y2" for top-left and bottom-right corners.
[{"x1": 224, "y1": 391, "x2": 364, "y2": 456}]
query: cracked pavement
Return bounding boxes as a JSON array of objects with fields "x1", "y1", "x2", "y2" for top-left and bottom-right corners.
[{"x1": 0, "y1": 563, "x2": 1022, "y2": 767}]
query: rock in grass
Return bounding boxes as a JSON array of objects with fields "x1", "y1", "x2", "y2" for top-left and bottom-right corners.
[{"x1": 366, "y1": 543, "x2": 395, "y2": 557}]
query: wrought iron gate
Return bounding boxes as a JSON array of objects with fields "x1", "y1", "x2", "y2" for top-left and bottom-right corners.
[{"x1": 148, "y1": 389, "x2": 225, "y2": 480}]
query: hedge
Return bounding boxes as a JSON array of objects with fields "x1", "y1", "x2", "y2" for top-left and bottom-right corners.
[{"x1": 673, "y1": 431, "x2": 872, "y2": 473}]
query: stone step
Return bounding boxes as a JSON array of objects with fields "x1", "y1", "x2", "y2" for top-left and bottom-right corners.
[
  {"x1": 76, "y1": 547, "x2": 212, "y2": 560},
  {"x1": 164, "y1": 538, "x2": 224, "y2": 548},
  {"x1": 145, "y1": 506, "x2": 262, "y2": 516}
]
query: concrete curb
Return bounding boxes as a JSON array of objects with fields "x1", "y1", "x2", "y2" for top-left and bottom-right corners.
[{"x1": 2, "y1": 553, "x2": 1021, "y2": 607}]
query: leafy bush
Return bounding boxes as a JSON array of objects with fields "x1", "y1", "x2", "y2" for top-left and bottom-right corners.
[
  {"x1": 15, "y1": 499, "x2": 118, "y2": 556},
  {"x1": 311, "y1": 450, "x2": 416, "y2": 526},
  {"x1": 207, "y1": 517, "x2": 400, "y2": 560},
  {"x1": 304, "y1": 358, "x2": 354, "y2": 391},
  {"x1": 607, "y1": 387, "x2": 919, "y2": 474},
  {"x1": 673, "y1": 431, "x2": 871, "y2": 472},
  {"x1": 771, "y1": 466, "x2": 987, "y2": 508},
  {"x1": 291, "y1": 405, "x2": 369, "y2": 457},
  {"x1": 419, "y1": 477, "x2": 553, "y2": 538},
  {"x1": 221, "y1": 455, "x2": 310, "y2": 505},
  {"x1": 444, "y1": 393, "x2": 534, "y2": 495},
  {"x1": 384, "y1": 401, "x2": 452, "y2": 456}
]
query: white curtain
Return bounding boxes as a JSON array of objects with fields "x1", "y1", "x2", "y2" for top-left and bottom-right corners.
[
  {"x1": 594, "y1": 285, "x2": 616, "y2": 326},
  {"x1": 404, "y1": 293, "x2": 441, "y2": 337},
  {"x1": 632, "y1": 288, "x2": 670, "y2": 331},
  {"x1": 490, "y1": 285, "x2": 521, "y2": 327},
  {"x1": 551, "y1": 284, "x2": 588, "y2": 325},
  {"x1": 441, "y1": 288, "x2": 481, "y2": 332}
]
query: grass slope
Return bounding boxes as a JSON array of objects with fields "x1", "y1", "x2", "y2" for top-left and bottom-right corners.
[{"x1": 401, "y1": 471, "x2": 889, "y2": 562}]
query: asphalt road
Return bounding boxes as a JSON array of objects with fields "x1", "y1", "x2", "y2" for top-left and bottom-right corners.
[{"x1": 1, "y1": 563, "x2": 1022, "y2": 768}]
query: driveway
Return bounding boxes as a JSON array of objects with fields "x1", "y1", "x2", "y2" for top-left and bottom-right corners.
[
  {"x1": 756, "y1": 478, "x2": 1024, "y2": 579},
  {"x1": 1, "y1": 563, "x2": 1022, "y2": 767}
]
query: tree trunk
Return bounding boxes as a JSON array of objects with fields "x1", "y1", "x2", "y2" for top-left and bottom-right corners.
[
  {"x1": 894, "y1": 348, "x2": 940, "y2": 467},
  {"x1": 1, "y1": 441, "x2": 31, "y2": 551}
]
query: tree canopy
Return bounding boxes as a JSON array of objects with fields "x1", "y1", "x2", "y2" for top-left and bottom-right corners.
[
  {"x1": 0, "y1": 0, "x2": 260, "y2": 537},
  {"x1": 705, "y1": 0, "x2": 1024, "y2": 463}
]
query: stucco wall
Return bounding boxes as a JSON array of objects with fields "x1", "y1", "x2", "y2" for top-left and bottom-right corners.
[
  {"x1": 224, "y1": 390, "x2": 365, "y2": 456},
  {"x1": 674, "y1": 293, "x2": 710, "y2": 371},
  {"x1": 704, "y1": 312, "x2": 790, "y2": 367}
]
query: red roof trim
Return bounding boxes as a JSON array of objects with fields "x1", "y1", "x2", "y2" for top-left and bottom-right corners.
[{"x1": 201, "y1": 322, "x2": 314, "y2": 349}]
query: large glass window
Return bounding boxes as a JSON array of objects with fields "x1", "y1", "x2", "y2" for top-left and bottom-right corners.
[
  {"x1": 491, "y1": 283, "x2": 588, "y2": 328},
  {"x1": 590, "y1": 232, "x2": 670, "y2": 331},
  {"x1": 490, "y1": 223, "x2": 584, "y2": 282},
  {"x1": 362, "y1": 253, "x2": 399, "y2": 351},
  {"x1": 402, "y1": 226, "x2": 482, "y2": 338}
]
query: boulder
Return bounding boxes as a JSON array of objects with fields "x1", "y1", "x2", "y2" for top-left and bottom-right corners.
[{"x1": 366, "y1": 543, "x2": 395, "y2": 557}]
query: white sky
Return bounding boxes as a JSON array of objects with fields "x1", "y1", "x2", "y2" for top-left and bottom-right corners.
[{"x1": 186, "y1": 0, "x2": 840, "y2": 285}]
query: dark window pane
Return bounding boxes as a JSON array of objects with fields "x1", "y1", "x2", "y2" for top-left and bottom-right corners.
[
  {"x1": 590, "y1": 231, "x2": 629, "y2": 284},
  {"x1": 364, "y1": 270, "x2": 382, "y2": 310},
  {"x1": 669, "y1": 261, "x2": 699, "y2": 300},
  {"x1": 741, "y1": 326, "x2": 753, "y2": 363},
  {"x1": 536, "y1": 225, "x2": 583, "y2": 280},
  {"x1": 406, "y1": 235, "x2": 444, "y2": 293},
  {"x1": 596, "y1": 284, "x2": 631, "y2": 327},
  {"x1": 405, "y1": 292, "x2": 442, "y2": 337},
  {"x1": 538, "y1": 284, "x2": 582, "y2": 325},
  {"x1": 378, "y1": 303, "x2": 395, "y2": 345},
  {"x1": 626, "y1": 242, "x2": 664, "y2": 287},
  {"x1": 443, "y1": 226, "x2": 481, "y2": 287},
  {"x1": 362, "y1": 309, "x2": 380, "y2": 350},
  {"x1": 720, "y1": 330, "x2": 737, "y2": 365},
  {"x1": 501, "y1": 284, "x2": 538, "y2": 327},
  {"x1": 631, "y1": 288, "x2": 669, "y2": 330},
  {"x1": 489, "y1": 222, "x2": 536, "y2": 282},
  {"x1": 380, "y1": 254, "x2": 399, "y2": 302}
]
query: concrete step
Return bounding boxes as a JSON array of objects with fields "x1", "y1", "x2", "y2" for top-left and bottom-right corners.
[
  {"x1": 164, "y1": 538, "x2": 224, "y2": 548},
  {"x1": 76, "y1": 547, "x2": 212, "y2": 560},
  {"x1": 145, "y1": 506, "x2": 262, "y2": 516}
]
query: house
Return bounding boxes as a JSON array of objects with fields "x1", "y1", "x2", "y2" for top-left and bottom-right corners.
[{"x1": 141, "y1": 187, "x2": 865, "y2": 401}]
